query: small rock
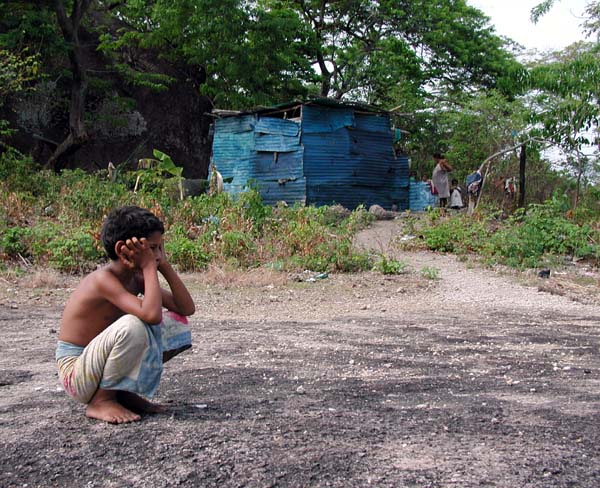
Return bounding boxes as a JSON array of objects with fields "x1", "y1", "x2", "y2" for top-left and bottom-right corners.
[
  {"x1": 368, "y1": 204, "x2": 395, "y2": 220},
  {"x1": 296, "y1": 386, "x2": 305, "y2": 395}
]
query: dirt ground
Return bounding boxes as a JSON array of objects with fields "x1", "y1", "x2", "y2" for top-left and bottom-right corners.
[{"x1": 1, "y1": 219, "x2": 600, "y2": 487}]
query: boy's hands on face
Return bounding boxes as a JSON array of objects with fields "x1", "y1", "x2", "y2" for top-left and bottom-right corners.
[
  {"x1": 156, "y1": 241, "x2": 167, "y2": 269},
  {"x1": 120, "y1": 237, "x2": 156, "y2": 270}
]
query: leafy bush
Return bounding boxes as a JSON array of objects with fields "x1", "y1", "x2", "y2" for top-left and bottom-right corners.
[
  {"x1": 416, "y1": 194, "x2": 599, "y2": 269},
  {"x1": 165, "y1": 234, "x2": 211, "y2": 271},
  {"x1": 238, "y1": 187, "x2": 272, "y2": 232},
  {"x1": 488, "y1": 195, "x2": 599, "y2": 268},
  {"x1": 262, "y1": 205, "x2": 372, "y2": 272},
  {"x1": 0, "y1": 220, "x2": 102, "y2": 272},
  {"x1": 220, "y1": 230, "x2": 258, "y2": 266},
  {"x1": 46, "y1": 228, "x2": 103, "y2": 273},
  {"x1": 0, "y1": 226, "x2": 31, "y2": 256},
  {"x1": 5, "y1": 147, "x2": 596, "y2": 275},
  {"x1": 420, "y1": 266, "x2": 440, "y2": 280},
  {"x1": 56, "y1": 169, "x2": 133, "y2": 224},
  {"x1": 373, "y1": 255, "x2": 409, "y2": 275},
  {"x1": 304, "y1": 239, "x2": 372, "y2": 273},
  {"x1": 421, "y1": 212, "x2": 489, "y2": 254},
  {"x1": 0, "y1": 152, "x2": 370, "y2": 274}
]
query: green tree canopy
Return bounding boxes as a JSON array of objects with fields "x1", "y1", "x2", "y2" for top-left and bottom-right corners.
[
  {"x1": 96, "y1": 0, "x2": 317, "y2": 108},
  {"x1": 94, "y1": 0, "x2": 520, "y2": 109}
]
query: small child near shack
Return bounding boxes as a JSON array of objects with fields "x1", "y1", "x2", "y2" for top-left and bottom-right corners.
[
  {"x1": 449, "y1": 179, "x2": 464, "y2": 209},
  {"x1": 55, "y1": 205, "x2": 195, "y2": 424}
]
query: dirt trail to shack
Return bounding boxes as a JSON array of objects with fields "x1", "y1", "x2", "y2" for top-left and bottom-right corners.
[{"x1": 1, "y1": 219, "x2": 600, "y2": 488}]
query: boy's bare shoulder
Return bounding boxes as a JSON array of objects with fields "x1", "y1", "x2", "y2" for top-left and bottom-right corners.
[
  {"x1": 74, "y1": 265, "x2": 120, "y2": 292},
  {"x1": 79, "y1": 265, "x2": 110, "y2": 282}
]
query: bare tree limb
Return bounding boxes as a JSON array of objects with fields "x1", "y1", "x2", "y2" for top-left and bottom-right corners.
[{"x1": 473, "y1": 136, "x2": 558, "y2": 211}]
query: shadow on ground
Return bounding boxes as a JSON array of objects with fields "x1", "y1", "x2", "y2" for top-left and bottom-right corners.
[{"x1": 2, "y1": 304, "x2": 600, "y2": 487}]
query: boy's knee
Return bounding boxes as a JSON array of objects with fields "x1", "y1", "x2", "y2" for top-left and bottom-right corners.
[{"x1": 116, "y1": 315, "x2": 149, "y2": 351}]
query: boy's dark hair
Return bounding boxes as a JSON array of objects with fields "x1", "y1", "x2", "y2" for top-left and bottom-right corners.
[
  {"x1": 433, "y1": 152, "x2": 444, "y2": 160},
  {"x1": 451, "y1": 179, "x2": 459, "y2": 185},
  {"x1": 101, "y1": 206, "x2": 165, "y2": 260}
]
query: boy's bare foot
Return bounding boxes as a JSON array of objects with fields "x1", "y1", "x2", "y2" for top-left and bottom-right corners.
[
  {"x1": 86, "y1": 389, "x2": 141, "y2": 424},
  {"x1": 117, "y1": 391, "x2": 167, "y2": 414}
]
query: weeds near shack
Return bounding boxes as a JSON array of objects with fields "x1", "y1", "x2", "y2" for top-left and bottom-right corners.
[
  {"x1": 420, "y1": 266, "x2": 441, "y2": 280},
  {"x1": 412, "y1": 195, "x2": 600, "y2": 270},
  {"x1": 3, "y1": 150, "x2": 597, "y2": 276},
  {"x1": 373, "y1": 255, "x2": 410, "y2": 275},
  {"x1": 0, "y1": 151, "x2": 374, "y2": 275}
]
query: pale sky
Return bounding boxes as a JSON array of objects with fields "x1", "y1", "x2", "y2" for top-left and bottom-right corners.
[{"x1": 468, "y1": 0, "x2": 590, "y2": 51}]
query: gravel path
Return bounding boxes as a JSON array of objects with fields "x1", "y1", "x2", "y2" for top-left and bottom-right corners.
[{"x1": 355, "y1": 218, "x2": 599, "y2": 319}]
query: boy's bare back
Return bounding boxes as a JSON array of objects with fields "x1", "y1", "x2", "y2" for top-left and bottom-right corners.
[{"x1": 59, "y1": 263, "x2": 142, "y2": 347}]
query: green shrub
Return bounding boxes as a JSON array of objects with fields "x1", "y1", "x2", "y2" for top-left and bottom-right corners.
[
  {"x1": 46, "y1": 229, "x2": 103, "y2": 273},
  {"x1": 57, "y1": 170, "x2": 132, "y2": 224},
  {"x1": 0, "y1": 226, "x2": 31, "y2": 256},
  {"x1": 165, "y1": 233, "x2": 211, "y2": 271},
  {"x1": 488, "y1": 195, "x2": 599, "y2": 268},
  {"x1": 11, "y1": 147, "x2": 597, "y2": 275},
  {"x1": 0, "y1": 149, "x2": 46, "y2": 194},
  {"x1": 237, "y1": 187, "x2": 272, "y2": 232},
  {"x1": 421, "y1": 213, "x2": 489, "y2": 254},
  {"x1": 1, "y1": 222, "x2": 62, "y2": 263},
  {"x1": 420, "y1": 266, "x2": 440, "y2": 280},
  {"x1": 414, "y1": 192, "x2": 600, "y2": 269},
  {"x1": 285, "y1": 238, "x2": 372, "y2": 273},
  {"x1": 221, "y1": 230, "x2": 257, "y2": 266},
  {"x1": 373, "y1": 255, "x2": 409, "y2": 275}
]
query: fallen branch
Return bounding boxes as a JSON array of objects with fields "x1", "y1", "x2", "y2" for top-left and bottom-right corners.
[{"x1": 17, "y1": 253, "x2": 31, "y2": 268}]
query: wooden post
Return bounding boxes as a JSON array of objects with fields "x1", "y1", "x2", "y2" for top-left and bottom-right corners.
[{"x1": 518, "y1": 144, "x2": 526, "y2": 208}]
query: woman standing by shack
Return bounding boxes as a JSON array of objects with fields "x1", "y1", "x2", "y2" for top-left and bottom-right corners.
[{"x1": 431, "y1": 153, "x2": 453, "y2": 209}]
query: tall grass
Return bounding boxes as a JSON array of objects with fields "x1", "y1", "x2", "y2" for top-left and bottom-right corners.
[
  {"x1": 414, "y1": 196, "x2": 600, "y2": 269},
  {"x1": 0, "y1": 152, "x2": 374, "y2": 273}
]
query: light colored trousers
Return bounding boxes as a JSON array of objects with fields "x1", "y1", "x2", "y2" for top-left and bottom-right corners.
[{"x1": 56, "y1": 312, "x2": 191, "y2": 404}]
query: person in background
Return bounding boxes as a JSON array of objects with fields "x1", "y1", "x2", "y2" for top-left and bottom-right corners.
[
  {"x1": 449, "y1": 178, "x2": 464, "y2": 209},
  {"x1": 466, "y1": 169, "x2": 483, "y2": 213},
  {"x1": 431, "y1": 153, "x2": 452, "y2": 209}
]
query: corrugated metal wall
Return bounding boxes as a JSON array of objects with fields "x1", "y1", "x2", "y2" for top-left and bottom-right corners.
[
  {"x1": 211, "y1": 103, "x2": 409, "y2": 210},
  {"x1": 211, "y1": 115, "x2": 306, "y2": 206},
  {"x1": 302, "y1": 105, "x2": 409, "y2": 210},
  {"x1": 409, "y1": 181, "x2": 439, "y2": 211}
]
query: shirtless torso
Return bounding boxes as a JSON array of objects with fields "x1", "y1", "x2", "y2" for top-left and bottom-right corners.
[{"x1": 59, "y1": 263, "x2": 144, "y2": 347}]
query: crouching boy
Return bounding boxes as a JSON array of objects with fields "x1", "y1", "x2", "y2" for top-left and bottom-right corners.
[{"x1": 55, "y1": 206, "x2": 195, "y2": 424}]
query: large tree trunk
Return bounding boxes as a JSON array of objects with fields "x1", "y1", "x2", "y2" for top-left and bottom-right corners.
[{"x1": 46, "y1": 0, "x2": 92, "y2": 171}]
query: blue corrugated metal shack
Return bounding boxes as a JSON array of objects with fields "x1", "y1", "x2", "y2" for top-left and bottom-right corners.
[{"x1": 210, "y1": 99, "x2": 409, "y2": 210}]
